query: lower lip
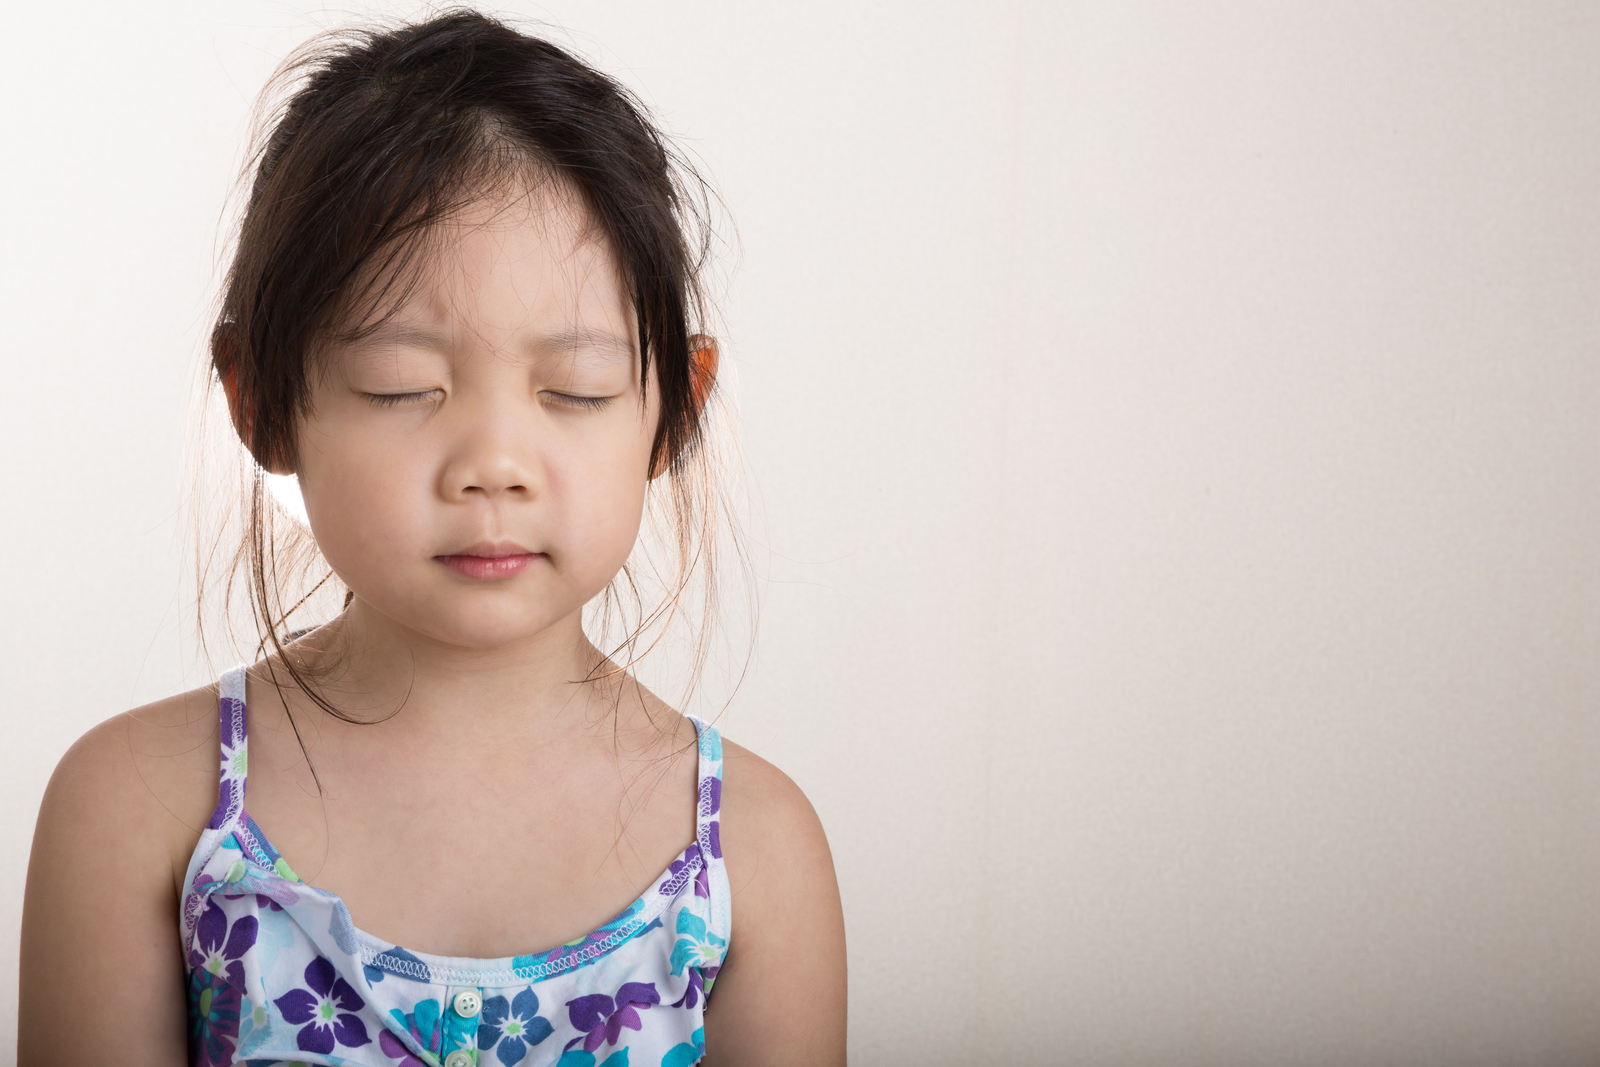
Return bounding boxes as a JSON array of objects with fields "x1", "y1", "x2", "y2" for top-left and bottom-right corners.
[{"x1": 435, "y1": 553, "x2": 542, "y2": 580}]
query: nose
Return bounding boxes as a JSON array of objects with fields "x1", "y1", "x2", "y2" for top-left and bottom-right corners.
[{"x1": 437, "y1": 400, "x2": 538, "y2": 502}]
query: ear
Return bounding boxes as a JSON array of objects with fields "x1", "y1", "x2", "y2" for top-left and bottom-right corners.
[
  {"x1": 649, "y1": 335, "x2": 719, "y2": 481},
  {"x1": 689, "y1": 334, "x2": 719, "y2": 414},
  {"x1": 216, "y1": 329, "x2": 295, "y2": 476}
]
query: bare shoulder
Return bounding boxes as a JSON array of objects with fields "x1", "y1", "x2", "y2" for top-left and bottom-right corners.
[
  {"x1": 715, "y1": 735, "x2": 841, "y2": 934},
  {"x1": 41, "y1": 684, "x2": 222, "y2": 884},
  {"x1": 717, "y1": 737, "x2": 833, "y2": 867},
  {"x1": 19, "y1": 683, "x2": 221, "y2": 1064},
  {"x1": 701, "y1": 734, "x2": 848, "y2": 1066}
]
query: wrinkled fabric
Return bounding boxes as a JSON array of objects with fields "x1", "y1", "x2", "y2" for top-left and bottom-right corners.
[{"x1": 182, "y1": 665, "x2": 730, "y2": 1067}]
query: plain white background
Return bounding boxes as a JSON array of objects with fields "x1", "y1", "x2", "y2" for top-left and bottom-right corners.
[{"x1": 4, "y1": 2, "x2": 1599, "y2": 1063}]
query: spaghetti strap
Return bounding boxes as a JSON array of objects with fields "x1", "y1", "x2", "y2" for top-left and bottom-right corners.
[
  {"x1": 205, "y1": 664, "x2": 250, "y2": 832},
  {"x1": 688, "y1": 715, "x2": 731, "y2": 944},
  {"x1": 182, "y1": 683, "x2": 734, "y2": 1063}
]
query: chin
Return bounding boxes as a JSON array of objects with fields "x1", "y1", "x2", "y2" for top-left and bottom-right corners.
[{"x1": 415, "y1": 602, "x2": 580, "y2": 650}]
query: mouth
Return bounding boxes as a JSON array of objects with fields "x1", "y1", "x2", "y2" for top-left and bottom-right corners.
[{"x1": 434, "y1": 540, "x2": 544, "y2": 581}]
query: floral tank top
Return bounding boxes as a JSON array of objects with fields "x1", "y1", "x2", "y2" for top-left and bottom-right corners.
[{"x1": 181, "y1": 665, "x2": 731, "y2": 1067}]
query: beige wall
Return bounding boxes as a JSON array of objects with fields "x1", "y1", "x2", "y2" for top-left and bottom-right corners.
[{"x1": 3, "y1": 2, "x2": 1597, "y2": 1063}]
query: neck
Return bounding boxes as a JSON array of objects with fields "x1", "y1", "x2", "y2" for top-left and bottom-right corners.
[{"x1": 271, "y1": 598, "x2": 633, "y2": 748}]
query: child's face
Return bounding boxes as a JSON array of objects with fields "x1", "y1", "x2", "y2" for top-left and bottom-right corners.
[{"x1": 293, "y1": 183, "x2": 658, "y2": 651}]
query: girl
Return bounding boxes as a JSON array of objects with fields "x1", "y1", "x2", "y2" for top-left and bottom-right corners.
[{"x1": 19, "y1": 11, "x2": 846, "y2": 1066}]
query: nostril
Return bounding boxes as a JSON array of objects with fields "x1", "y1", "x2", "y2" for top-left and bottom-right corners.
[{"x1": 459, "y1": 483, "x2": 526, "y2": 495}]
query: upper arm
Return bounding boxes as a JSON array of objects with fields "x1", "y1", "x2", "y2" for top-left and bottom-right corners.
[
  {"x1": 701, "y1": 741, "x2": 847, "y2": 1067},
  {"x1": 19, "y1": 702, "x2": 215, "y2": 1065}
]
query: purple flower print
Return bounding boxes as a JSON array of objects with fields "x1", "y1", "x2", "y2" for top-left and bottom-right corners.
[
  {"x1": 698, "y1": 775, "x2": 721, "y2": 819},
  {"x1": 188, "y1": 900, "x2": 258, "y2": 989},
  {"x1": 670, "y1": 964, "x2": 720, "y2": 1010},
  {"x1": 565, "y1": 982, "x2": 660, "y2": 1053},
  {"x1": 186, "y1": 900, "x2": 258, "y2": 1065},
  {"x1": 206, "y1": 698, "x2": 246, "y2": 830},
  {"x1": 379, "y1": 1028, "x2": 431, "y2": 1066},
  {"x1": 670, "y1": 966, "x2": 704, "y2": 1011},
  {"x1": 694, "y1": 864, "x2": 710, "y2": 900},
  {"x1": 479, "y1": 987, "x2": 555, "y2": 1065},
  {"x1": 698, "y1": 775, "x2": 723, "y2": 859},
  {"x1": 274, "y1": 956, "x2": 372, "y2": 1054}
]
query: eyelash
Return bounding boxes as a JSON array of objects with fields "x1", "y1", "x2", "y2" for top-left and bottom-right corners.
[
  {"x1": 550, "y1": 393, "x2": 613, "y2": 410},
  {"x1": 364, "y1": 390, "x2": 438, "y2": 408},
  {"x1": 362, "y1": 391, "x2": 613, "y2": 410}
]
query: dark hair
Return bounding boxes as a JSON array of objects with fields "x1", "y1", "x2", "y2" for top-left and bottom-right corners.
[{"x1": 201, "y1": 10, "x2": 731, "y2": 726}]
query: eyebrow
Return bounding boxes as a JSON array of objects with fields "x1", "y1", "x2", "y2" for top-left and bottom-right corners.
[
  {"x1": 343, "y1": 323, "x2": 636, "y2": 366},
  {"x1": 527, "y1": 327, "x2": 636, "y2": 364},
  {"x1": 344, "y1": 324, "x2": 452, "y2": 359}
]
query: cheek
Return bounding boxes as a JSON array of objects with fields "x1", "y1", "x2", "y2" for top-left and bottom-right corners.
[
  {"x1": 297, "y1": 425, "x2": 429, "y2": 573},
  {"x1": 549, "y1": 434, "x2": 653, "y2": 565}
]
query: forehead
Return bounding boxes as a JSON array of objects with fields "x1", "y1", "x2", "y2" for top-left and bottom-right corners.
[{"x1": 340, "y1": 179, "x2": 636, "y2": 360}]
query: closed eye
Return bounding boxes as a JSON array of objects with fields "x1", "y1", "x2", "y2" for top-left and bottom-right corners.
[
  {"x1": 547, "y1": 393, "x2": 614, "y2": 411},
  {"x1": 364, "y1": 390, "x2": 441, "y2": 408}
]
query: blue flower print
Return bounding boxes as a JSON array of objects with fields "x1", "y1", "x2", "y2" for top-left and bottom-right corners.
[
  {"x1": 660, "y1": 1026, "x2": 705, "y2": 1067},
  {"x1": 388, "y1": 998, "x2": 443, "y2": 1058},
  {"x1": 187, "y1": 967, "x2": 244, "y2": 1067},
  {"x1": 667, "y1": 909, "x2": 726, "y2": 1010},
  {"x1": 668, "y1": 911, "x2": 726, "y2": 979},
  {"x1": 274, "y1": 956, "x2": 372, "y2": 1054},
  {"x1": 478, "y1": 987, "x2": 555, "y2": 1065},
  {"x1": 698, "y1": 727, "x2": 721, "y2": 763}
]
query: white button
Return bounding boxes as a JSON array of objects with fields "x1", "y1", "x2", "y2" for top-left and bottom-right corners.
[
  {"x1": 444, "y1": 1052, "x2": 474, "y2": 1067},
  {"x1": 452, "y1": 990, "x2": 481, "y2": 1017}
]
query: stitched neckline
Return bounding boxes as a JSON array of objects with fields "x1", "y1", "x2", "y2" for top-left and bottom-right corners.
[{"x1": 218, "y1": 809, "x2": 707, "y2": 986}]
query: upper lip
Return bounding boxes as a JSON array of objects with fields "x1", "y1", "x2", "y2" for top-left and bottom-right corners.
[{"x1": 439, "y1": 540, "x2": 538, "y2": 559}]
